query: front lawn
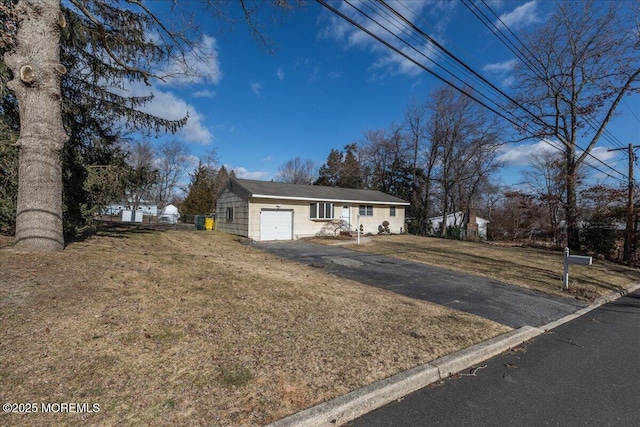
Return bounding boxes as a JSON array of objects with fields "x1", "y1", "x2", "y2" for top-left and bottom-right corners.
[
  {"x1": 345, "y1": 235, "x2": 639, "y2": 301},
  {"x1": 0, "y1": 227, "x2": 508, "y2": 426}
]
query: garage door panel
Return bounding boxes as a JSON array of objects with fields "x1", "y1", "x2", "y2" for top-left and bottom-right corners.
[{"x1": 260, "y1": 210, "x2": 293, "y2": 241}]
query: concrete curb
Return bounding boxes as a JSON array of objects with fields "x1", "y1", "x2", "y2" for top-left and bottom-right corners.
[
  {"x1": 267, "y1": 327, "x2": 542, "y2": 427},
  {"x1": 266, "y1": 284, "x2": 639, "y2": 427},
  {"x1": 540, "y1": 283, "x2": 640, "y2": 332}
]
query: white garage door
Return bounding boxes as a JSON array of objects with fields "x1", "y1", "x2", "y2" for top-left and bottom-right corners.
[{"x1": 260, "y1": 210, "x2": 293, "y2": 241}]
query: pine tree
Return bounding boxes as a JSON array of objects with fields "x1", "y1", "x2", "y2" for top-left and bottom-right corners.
[
  {"x1": 215, "y1": 166, "x2": 230, "y2": 194},
  {"x1": 337, "y1": 143, "x2": 363, "y2": 188},
  {"x1": 181, "y1": 162, "x2": 216, "y2": 220},
  {"x1": 316, "y1": 145, "x2": 364, "y2": 189},
  {"x1": 315, "y1": 149, "x2": 343, "y2": 187}
]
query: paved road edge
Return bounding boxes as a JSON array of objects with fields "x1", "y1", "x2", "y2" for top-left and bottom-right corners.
[{"x1": 266, "y1": 283, "x2": 640, "y2": 427}]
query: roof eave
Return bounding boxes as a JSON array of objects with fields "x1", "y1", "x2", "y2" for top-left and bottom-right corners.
[{"x1": 250, "y1": 194, "x2": 410, "y2": 205}]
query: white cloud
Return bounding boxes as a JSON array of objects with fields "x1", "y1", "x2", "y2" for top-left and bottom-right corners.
[
  {"x1": 483, "y1": 59, "x2": 517, "y2": 74},
  {"x1": 585, "y1": 146, "x2": 618, "y2": 169},
  {"x1": 308, "y1": 66, "x2": 319, "y2": 82},
  {"x1": 192, "y1": 89, "x2": 216, "y2": 98},
  {"x1": 261, "y1": 156, "x2": 273, "y2": 162},
  {"x1": 108, "y1": 34, "x2": 220, "y2": 145},
  {"x1": 155, "y1": 35, "x2": 222, "y2": 86},
  {"x1": 496, "y1": 1, "x2": 540, "y2": 30},
  {"x1": 185, "y1": 154, "x2": 202, "y2": 169},
  {"x1": 483, "y1": 59, "x2": 517, "y2": 88},
  {"x1": 123, "y1": 81, "x2": 213, "y2": 144},
  {"x1": 497, "y1": 139, "x2": 561, "y2": 166},
  {"x1": 250, "y1": 81, "x2": 264, "y2": 96},
  {"x1": 499, "y1": 140, "x2": 619, "y2": 172},
  {"x1": 144, "y1": 91, "x2": 211, "y2": 144},
  {"x1": 225, "y1": 165, "x2": 270, "y2": 180},
  {"x1": 318, "y1": 0, "x2": 437, "y2": 78},
  {"x1": 276, "y1": 67, "x2": 285, "y2": 81}
]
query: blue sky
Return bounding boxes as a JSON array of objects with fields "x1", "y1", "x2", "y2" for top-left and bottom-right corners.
[{"x1": 136, "y1": 0, "x2": 640, "y2": 189}]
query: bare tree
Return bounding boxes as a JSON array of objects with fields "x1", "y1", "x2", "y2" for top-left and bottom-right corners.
[
  {"x1": 274, "y1": 157, "x2": 315, "y2": 185},
  {"x1": 428, "y1": 86, "x2": 503, "y2": 236},
  {"x1": 360, "y1": 123, "x2": 412, "y2": 199},
  {"x1": 513, "y1": 0, "x2": 640, "y2": 249},
  {"x1": 491, "y1": 191, "x2": 542, "y2": 241},
  {"x1": 125, "y1": 140, "x2": 158, "y2": 213},
  {"x1": 154, "y1": 140, "x2": 192, "y2": 208},
  {"x1": 200, "y1": 147, "x2": 219, "y2": 172},
  {"x1": 523, "y1": 150, "x2": 567, "y2": 244},
  {"x1": 404, "y1": 99, "x2": 431, "y2": 231}
]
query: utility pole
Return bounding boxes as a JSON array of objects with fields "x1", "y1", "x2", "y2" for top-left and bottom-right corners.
[{"x1": 608, "y1": 144, "x2": 639, "y2": 265}]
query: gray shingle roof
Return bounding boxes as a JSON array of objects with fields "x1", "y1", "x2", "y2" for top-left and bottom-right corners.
[{"x1": 232, "y1": 178, "x2": 410, "y2": 205}]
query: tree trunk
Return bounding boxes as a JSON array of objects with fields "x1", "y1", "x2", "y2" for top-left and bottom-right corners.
[
  {"x1": 565, "y1": 154, "x2": 579, "y2": 251},
  {"x1": 5, "y1": 0, "x2": 68, "y2": 251}
]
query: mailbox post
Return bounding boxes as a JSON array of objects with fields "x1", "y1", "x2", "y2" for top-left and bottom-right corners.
[{"x1": 563, "y1": 247, "x2": 592, "y2": 290}]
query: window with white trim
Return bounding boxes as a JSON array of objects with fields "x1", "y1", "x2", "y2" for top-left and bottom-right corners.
[
  {"x1": 390, "y1": 206, "x2": 396, "y2": 217},
  {"x1": 359, "y1": 205, "x2": 373, "y2": 216},
  {"x1": 310, "y1": 202, "x2": 334, "y2": 219},
  {"x1": 226, "y1": 207, "x2": 234, "y2": 221}
]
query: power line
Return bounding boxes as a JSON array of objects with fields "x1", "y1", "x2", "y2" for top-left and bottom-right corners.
[
  {"x1": 472, "y1": 0, "x2": 628, "y2": 151},
  {"x1": 332, "y1": 0, "x2": 628, "y2": 181},
  {"x1": 377, "y1": 0, "x2": 549, "y2": 131},
  {"x1": 362, "y1": 1, "x2": 517, "y2": 120},
  {"x1": 318, "y1": 0, "x2": 526, "y2": 131},
  {"x1": 371, "y1": 0, "x2": 583, "y2": 162}
]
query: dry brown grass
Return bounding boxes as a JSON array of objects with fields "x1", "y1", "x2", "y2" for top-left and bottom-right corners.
[
  {"x1": 0, "y1": 227, "x2": 509, "y2": 426},
  {"x1": 343, "y1": 235, "x2": 640, "y2": 301}
]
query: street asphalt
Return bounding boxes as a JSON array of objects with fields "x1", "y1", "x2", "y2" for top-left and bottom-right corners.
[
  {"x1": 256, "y1": 241, "x2": 586, "y2": 328},
  {"x1": 261, "y1": 240, "x2": 640, "y2": 427},
  {"x1": 349, "y1": 290, "x2": 640, "y2": 426}
]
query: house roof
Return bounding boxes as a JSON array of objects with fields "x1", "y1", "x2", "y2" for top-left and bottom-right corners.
[{"x1": 229, "y1": 178, "x2": 410, "y2": 205}]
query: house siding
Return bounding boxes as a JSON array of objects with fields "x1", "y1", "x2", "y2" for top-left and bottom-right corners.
[
  {"x1": 245, "y1": 199, "x2": 405, "y2": 240},
  {"x1": 215, "y1": 186, "x2": 250, "y2": 237},
  {"x1": 357, "y1": 205, "x2": 405, "y2": 235},
  {"x1": 248, "y1": 199, "x2": 311, "y2": 240}
]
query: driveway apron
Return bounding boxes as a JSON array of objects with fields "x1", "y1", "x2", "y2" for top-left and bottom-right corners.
[{"x1": 256, "y1": 241, "x2": 586, "y2": 328}]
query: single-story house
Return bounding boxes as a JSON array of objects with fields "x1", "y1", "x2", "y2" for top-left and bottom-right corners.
[
  {"x1": 216, "y1": 178, "x2": 410, "y2": 241},
  {"x1": 427, "y1": 211, "x2": 489, "y2": 240}
]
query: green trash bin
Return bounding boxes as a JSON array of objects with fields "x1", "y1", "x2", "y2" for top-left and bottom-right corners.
[{"x1": 194, "y1": 215, "x2": 206, "y2": 230}]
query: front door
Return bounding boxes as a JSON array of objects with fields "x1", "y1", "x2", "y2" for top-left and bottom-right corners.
[{"x1": 341, "y1": 205, "x2": 351, "y2": 229}]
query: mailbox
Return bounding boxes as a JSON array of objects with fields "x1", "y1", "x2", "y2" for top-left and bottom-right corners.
[
  {"x1": 567, "y1": 254, "x2": 592, "y2": 266},
  {"x1": 563, "y1": 248, "x2": 592, "y2": 290}
]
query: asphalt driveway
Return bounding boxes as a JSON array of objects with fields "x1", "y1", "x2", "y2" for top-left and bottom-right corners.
[{"x1": 256, "y1": 241, "x2": 586, "y2": 328}]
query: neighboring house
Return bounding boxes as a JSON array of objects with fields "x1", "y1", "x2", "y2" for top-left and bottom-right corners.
[
  {"x1": 427, "y1": 211, "x2": 489, "y2": 240},
  {"x1": 216, "y1": 178, "x2": 409, "y2": 241},
  {"x1": 104, "y1": 200, "x2": 158, "y2": 216}
]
